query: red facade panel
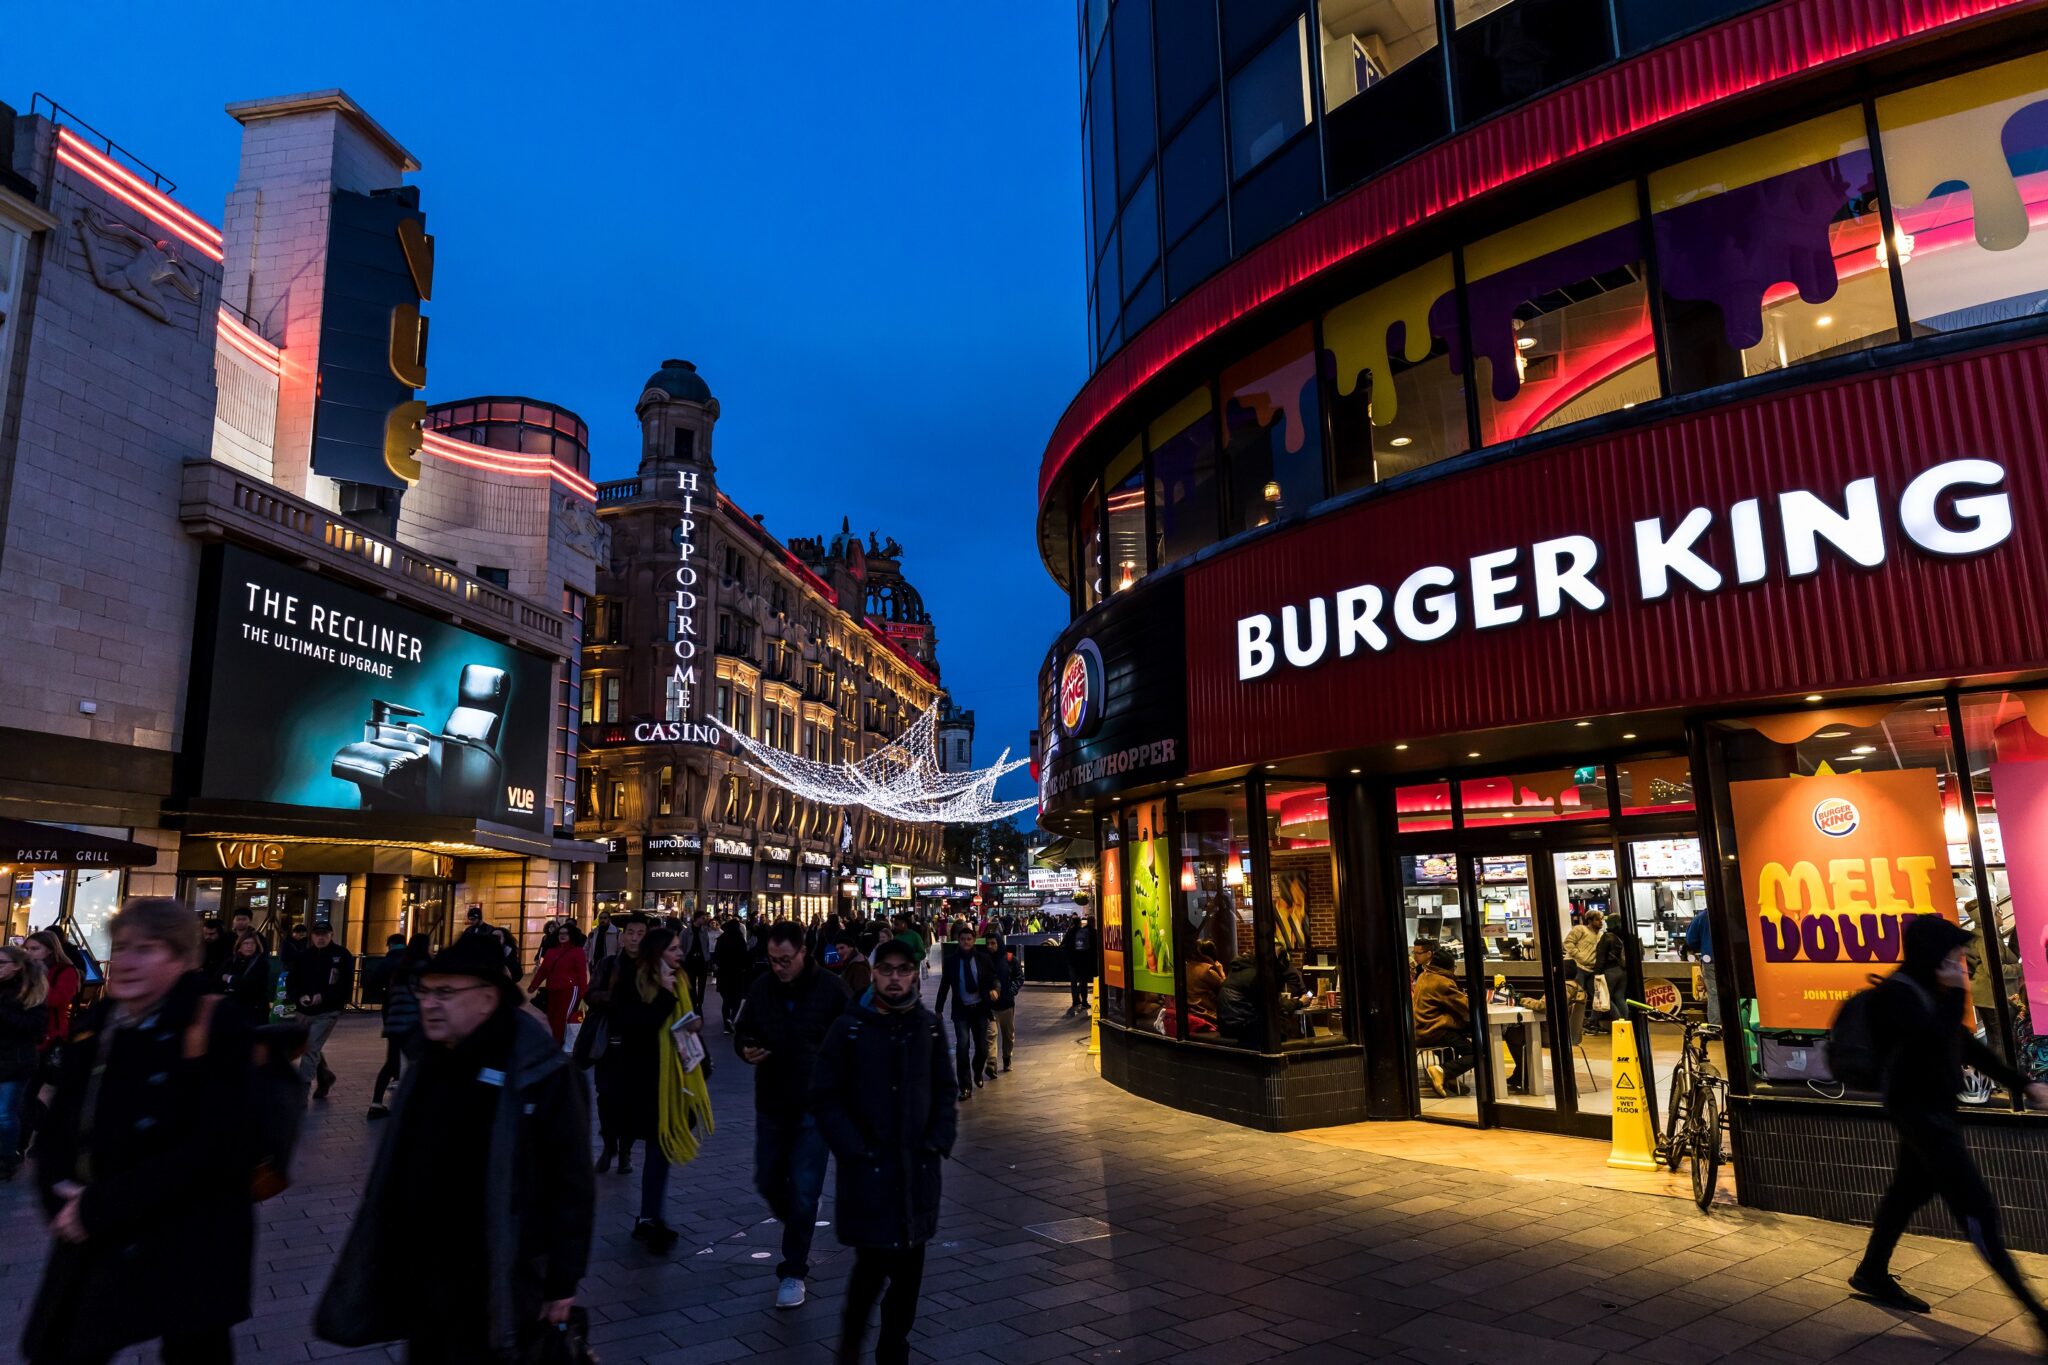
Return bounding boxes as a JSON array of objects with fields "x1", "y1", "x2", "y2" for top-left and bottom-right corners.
[
  {"x1": 1181, "y1": 342, "x2": 2048, "y2": 774},
  {"x1": 1039, "y1": 0, "x2": 2045, "y2": 508}
]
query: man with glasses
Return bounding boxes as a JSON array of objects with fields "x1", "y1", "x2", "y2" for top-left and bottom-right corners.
[
  {"x1": 735, "y1": 920, "x2": 849, "y2": 1310},
  {"x1": 812, "y1": 936, "x2": 955, "y2": 1365},
  {"x1": 318, "y1": 935, "x2": 594, "y2": 1361}
]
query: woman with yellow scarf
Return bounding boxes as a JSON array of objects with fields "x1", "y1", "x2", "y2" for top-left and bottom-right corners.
[{"x1": 605, "y1": 927, "x2": 715, "y2": 1254}]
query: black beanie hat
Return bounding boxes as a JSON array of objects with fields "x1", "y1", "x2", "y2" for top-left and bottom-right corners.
[
  {"x1": 424, "y1": 935, "x2": 522, "y2": 1001},
  {"x1": 1901, "y1": 914, "x2": 1970, "y2": 982}
]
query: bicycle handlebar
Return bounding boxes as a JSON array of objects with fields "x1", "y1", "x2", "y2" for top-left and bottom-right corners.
[{"x1": 1625, "y1": 1000, "x2": 1723, "y2": 1039}]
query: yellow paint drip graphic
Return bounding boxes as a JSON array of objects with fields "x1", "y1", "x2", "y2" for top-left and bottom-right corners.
[
  {"x1": 1322, "y1": 255, "x2": 1453, "y2": 430},
  {"x1": 1607, "y1": 1022, "x2": 1659, "y2": 1172}
]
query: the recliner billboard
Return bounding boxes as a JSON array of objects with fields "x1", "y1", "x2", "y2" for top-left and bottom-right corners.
[{"x1": 188, "y1": 544, "x2": 553, "y2": 831}]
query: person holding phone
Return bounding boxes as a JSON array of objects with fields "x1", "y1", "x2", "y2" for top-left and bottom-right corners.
[
  {"x1": 606, "y1": 927, "x2": 696, "y2": 1252},
  {"x1": 736, "y1": 921, "x2": 848, "y2": 1310}
]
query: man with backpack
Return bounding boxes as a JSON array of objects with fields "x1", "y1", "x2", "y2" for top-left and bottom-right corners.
[
  {"x1": 1841, "y1": 916, "x2": 2048, "y2": 1339},
  {"x1": 23, "y1": 897, "x2": 262, "y2": 1364}
]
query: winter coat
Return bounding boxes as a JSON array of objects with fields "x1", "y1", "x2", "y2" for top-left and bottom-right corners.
[
  {"x1": 809, "y1": 996, "x2": 957, "y2": 1250},
  {"x1": 989, "y1": 941, "x2": 1024, "y2": 1010},
  {"x1": 217, "y1": 952, "x2": 278, "y2": 1026},
  {"x1": 285, "y1": 942, "x2": 355, "y2": 1015},
  {"x1": 1185, "y1": 959, "x2": 1226, "y2": 1019},
  {"x1": 531, "y1": 944, "x2": 589, "y2": 1003},
  {"x1": 1871, "y1": 970, "x2": 2030, "y2": 1119},
  {"x1": 317, "y1": 1004, "x2": 593, "y2": 1356},
  {"x1": 735, "y1": 963, "x2": 848, "y2": 1115},
  {"x1": 1561, "y1": 923, "x2": 1600, "y2": 972},
  {"x1": 23, "y1": 973, "x2": 254, "y2": 1361},
  {"x1": 934, "y1": 945, "x2": 1001, "y2": 1022},
  {"x1": 0, "y1": 981, "x2": 48, "y2": 1081},
  {"x1": 1412, "y1": 966, "x2": 1470, "y2": 1044},
  {"x1": 380, "y1": 960, "x2": 422, "y2": 1041},
  {"x1": 1217, "y1": 955, "x2": 1264, "y2": 1044},
  {"x1": 713, "y1": 927, "x2": 753, "y2": 990},
  {"x1": 598, "y1": 977, "x2": 678, "y2": 1141},
  {"x1": 40, "y1": 963, "x2": 79, "y2": 1052}
]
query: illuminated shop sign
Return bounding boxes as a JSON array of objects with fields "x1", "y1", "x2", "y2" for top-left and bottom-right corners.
[
  {"x1": 801, "y1": 850, "x2": 832, "y2": 867},
  {"x1": 912, "y1": 874, "x2": 948, "y2": 887},
  {"x1": 669, "y1": 467, "x2": 704, "y2": 720},
  {"x1": 191, "y1": 544, "x2": 552, "y2": 831},
  {"x1": 646, "y1": 833, "x2": 701, "y2": 857},
  {"x1": 761, "y1": 844, "x2": 793, "y2": 863},
  {"x1": 631, "y1": 720, "x2": 725, "y2": 747},
  {"x1": 312, "y1": 189, "x2": 433, "y2": 488},
  {"x1": 712, "y1": 836, "x2": 752, "y2": 858},
  {"x1": 1235, "y1": 460, "x2": 2011, "y2": 681}
]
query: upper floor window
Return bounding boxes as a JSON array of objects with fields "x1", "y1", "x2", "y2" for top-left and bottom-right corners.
[
  {"x1": 602, "y1": 675, "x2": 621, "y2": 724},
  {"x1": 673, "y1": 428, "x2": 696, "y2": 462},
  {"x1": 1104, "y1": 439, "x2": 1147, "y2": 593},
  {"x1": 1319, "y1": 0, "x2": 1438, "y2": 113},
  {"x1": 1222, "y1": 326, "x2": 1323, "y2": 531},
  {"x1": 1324, "y1": 254, "x2": 1470, "y2": 489},
  {"x1": 1229, "y1": 16, "x2": 1312, "y2": 180}
]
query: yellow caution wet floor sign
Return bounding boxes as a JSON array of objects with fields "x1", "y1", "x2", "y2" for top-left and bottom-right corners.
[{"x1": 1608, "y1": 1021, "x2": 1660, "y2": 1171}]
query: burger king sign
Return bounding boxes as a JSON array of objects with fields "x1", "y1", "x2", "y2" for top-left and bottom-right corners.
[{"x1": 1058, "y1": 638, "x2": 1104, "y2": 740}]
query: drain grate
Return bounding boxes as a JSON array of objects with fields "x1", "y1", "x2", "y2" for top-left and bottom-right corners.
[{"x1": 1026, "y1": 1216, "x2": 1114, "y2": 1244}]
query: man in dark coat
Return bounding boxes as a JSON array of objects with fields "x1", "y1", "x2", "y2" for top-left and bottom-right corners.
[
  {"x1": 284, "y1": 921, "x2": 353, "y2": 1099},
  {"x1": 932, "y1": 921, "x2": 1001, "y2": 1101},
  {"x1": 1062, "y1": 913, "x2": 1092, "y2": 1015},
  {"x1": 585, "y1": 913, "x2": 648, "y2": 1173},
  {"x1": 713, "y1": 915, "x2": 754, "y2": 1034},
  {"x1": 736, "y1": 920, "x2": 849, "y2": 1309},
  {"x1": 317, "y1": 935, "x2": 594, "y2": 1362},
  {"x1": 1850, "y1": 916, "x2": 2048, "y2": 1338},
  {"x1": 811, "y1": 937, "x2": 956, "y2": 1365},
  {"x1": 25, "y1": 897, "x2": 257, "y2": 1365}
]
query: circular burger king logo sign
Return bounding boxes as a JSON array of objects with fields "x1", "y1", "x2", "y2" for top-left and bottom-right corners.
[
  {"x1": 1812, "y1": 796, "x2": 1860, "y2": 838},
  {"x1": 1057, "y1": 639, "x2": 1104, "y2": 739}
]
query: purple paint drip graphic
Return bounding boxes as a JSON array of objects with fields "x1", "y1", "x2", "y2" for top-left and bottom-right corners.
[
  {"x1": 1653, "y1": 152, "x2": 1874, "y2": 351},
  {"x1": 1430, "y1": 224, "x2": 1641, "y2": 404}
]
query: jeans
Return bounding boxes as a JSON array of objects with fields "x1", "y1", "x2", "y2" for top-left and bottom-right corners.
[
  {"x1": 949, "y1": 1013, "x2": 992, "y2": 1090},
  {"x1": 1068, "y1": 959, "x2": 1089, "y2": 1008},
  {"x1": 297, "y1": 1012, "x2": 341, "y2": 1086},
  {"x1": 838, "y1": 1244, "x2": 926, "y2": 1365},
  {"x1": 1422, "y1": 1032, "x2": 1477, "y2": 1087},
  {"x1": 754, "y1": 1111, "x2": 831, "y2": 1279},
  {"x1": 1863, "y1": 1115, "x2": 2048, "y2": 1322},
  {"x1": 994, "y1": 1007, "x2": 1015, "y2": 1070},
  {"x1": 0, "y1": 1077, "x2": 24, "y2": 1161},
  {"x1": 639, "y1": 1145, "x2": 671, "y2": 1222}
]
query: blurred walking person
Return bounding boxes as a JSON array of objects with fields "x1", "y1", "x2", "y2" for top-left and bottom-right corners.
[
  {"x1": 1849, "y1": 916, "x2": 2048, "y2": 1345},
  {"x1": 215, "y1": 930, "x2": 277, "y2": 1029},
  {"x1": 812, "y1": 938, "x2": 956, "y2": 1365},
  {"x1": 18, "y1": 931, "x2": 81, "y2": 1166},
  {"x1": 736, "y1": 920, "x2": 847, "y2": 1308},
  {"x1": 585, "y1": 912, "x2": 648, "y2": 1173},
  {"x1": 367, "y1": 933, "x2": 430, "y2": 1119},
  {"x1": 0, "y1": 945, "x2": 49, "y2": 1179},
  {"x1": 23, "y1": 899, "x2": 257, "y2": 1364},
  {"x1": 987, "y1": 927, "x2": 1023, "y2": 1079},
  {"x1": 285, "y1": 920, "x2": 353, "y2": 1101},
  {"x1": 317, "y1": 935, "x2": 594, "y2": 1363}
]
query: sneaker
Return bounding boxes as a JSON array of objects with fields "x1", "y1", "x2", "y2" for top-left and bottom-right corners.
[
  {"x1": 365, "y1": 1103, "x2": 389, "y2": 1120},
  {"x1": 645, "y1": 1221, "x2": 678, "y2": 1254},
  {"x1": 957, "y1": 1087, "x2": 972, "y2": 1102},
  {"x1": 1426, "y1": 1064, "x2": 1448, "y2": 1098},
  {"x1": 775, "y1": 1277, "x2": 806, "y2": 1309},
  {"x1": 1849, "y1": 1267, "x2": 1931, "y2": 1313}
]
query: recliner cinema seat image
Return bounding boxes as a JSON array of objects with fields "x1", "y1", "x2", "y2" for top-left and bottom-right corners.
[{"x1": 331, "y1": 663, "x2": 509, "y2": 819}]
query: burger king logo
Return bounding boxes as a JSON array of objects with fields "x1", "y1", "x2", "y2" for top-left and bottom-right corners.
[
  {"x1": 1812, "y1": 797, "x2": 1860, "y2": 838},
  {"x1": 1057, "y1": 639, "x2": 1104, "y2": 739}
]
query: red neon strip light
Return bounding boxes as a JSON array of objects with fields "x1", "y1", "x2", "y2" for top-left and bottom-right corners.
[
  {"x1": 217, "y1": 310, "x2": 279, "y2": 362},
  {"x1": 1036, "y1": 0, "x2": 2041, "y2": 507},
  {"x1": 1506, "y1": 332, "x2": 1659, "y2": 441},
  {"x1": 420, "y1": 430, "x2": 596, "y2": 500},
  {"x1": 54, "y1": 129, "x2": 223, "y2": 263},
  {"x1": 215, "y1": 310, "x2": 281, "y2": 376},
  {"x1": 217, "y1": 328, "x2": 280, "y2": 374},
  {"x1": 783, "y1": 550, "x2": 839, "y2": 603}
]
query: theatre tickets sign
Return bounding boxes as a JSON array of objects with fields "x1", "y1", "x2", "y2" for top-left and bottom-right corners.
[
  {"x1": 1727, "y1": 768, "x2": 1959, "y2": 1030},
  {"x1": 1234, "y1": 459, "x2": 2010, "y2": 680}
]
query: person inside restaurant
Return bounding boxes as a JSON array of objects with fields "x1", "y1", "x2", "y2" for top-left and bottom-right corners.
[{"x1": 1414, "y1": 946, "x2": 1477, "y2": 1097}]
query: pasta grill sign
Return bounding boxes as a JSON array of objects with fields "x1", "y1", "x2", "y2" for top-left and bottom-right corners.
[{"x1": 1728, "y1": 768, "x2": 1959, "y2": 1030}]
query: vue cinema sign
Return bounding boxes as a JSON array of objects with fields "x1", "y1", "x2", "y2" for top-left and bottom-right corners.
[{"x1": 1234, "y1": 459, "x2": 2012, "y2": 682}]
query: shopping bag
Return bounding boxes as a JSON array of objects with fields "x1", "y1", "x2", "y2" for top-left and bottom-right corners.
[
  {"x1": 1591, "y1": 974, "x2": 1612, "y2": 1014},
  {"x1": 562, "y1": 1020, "x2": 580, "y2": 1055}
]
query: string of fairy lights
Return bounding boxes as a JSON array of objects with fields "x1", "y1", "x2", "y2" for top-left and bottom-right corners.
[{"x1": 715, "y1": 706, "x2": 1037, "y2": 824}]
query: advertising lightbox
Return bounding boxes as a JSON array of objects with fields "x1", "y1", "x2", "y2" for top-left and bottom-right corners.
[{"x1": 192, "y1": 544, "x2": 554, "y2": 832}]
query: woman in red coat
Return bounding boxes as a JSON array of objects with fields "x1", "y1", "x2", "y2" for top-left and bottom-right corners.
[{"x1": 529, "y1": 923, "x2": 589, "y2": 1044}]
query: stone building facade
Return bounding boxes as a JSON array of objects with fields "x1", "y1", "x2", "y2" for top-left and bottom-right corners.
[
  {"x1": 0, "y1": 89, "x2": 598, "y2": 964},
  {"x1": 580, "y1": 360, "x2": 944, "y2": 920}
]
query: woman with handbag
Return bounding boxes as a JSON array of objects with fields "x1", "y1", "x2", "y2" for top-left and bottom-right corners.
[
  {"x1": 1590, "y1": 916, "x2": 1631, "y2": 1034},
  {"x1": 602, "y1": 929, "x2": 712, "y2": 1254},
  {"x1": 530, "y1": 924, "x2": 590, "y2": 1046}
]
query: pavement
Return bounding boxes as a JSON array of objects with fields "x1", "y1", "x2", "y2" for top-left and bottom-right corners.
[{"x1": 3, "y1": 982, "x2": 2046, "y2": 1363}]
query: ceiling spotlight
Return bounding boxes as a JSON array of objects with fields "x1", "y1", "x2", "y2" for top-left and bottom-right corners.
[
  {"x1": 1816, "y1": 730, "x2": 1850, "y2": 740},
  {"x1": 1805, "y1": 694, "x2": 1825, "y2": 703},
  {"x1": 1517, "y1": 335, "x2": 1538, "y2": 350},
  {"x1": 1467, "y1": 751, "x2": 1482, "y2": 759},
  {"x1": 1575, "y1": 721, "x2": 1592, "y2": 728},
  {"x1": 1349, "y1": 767, "x2": 1362, "y2": 775},
  {"x1": 1851, "y1": 745, "x2": 1877, "y2": 755},
  {"x1": 1394, "y1": 743, "x2": 1410, "y2": 751},
  {"x1": 1815, "y1": 315, "x2": 1834, "y2": 327},
  {"x1": 1622, "y1": 733, "x2": 1638, "y2": 740},
  {"x1": 1389, "y1": 436, "x2": 1413, "y2": 448}
]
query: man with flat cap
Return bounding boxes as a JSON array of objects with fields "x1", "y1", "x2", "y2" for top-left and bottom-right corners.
[{"x1": 316, "y1": 936, "x2": 594, "y2": 1362}]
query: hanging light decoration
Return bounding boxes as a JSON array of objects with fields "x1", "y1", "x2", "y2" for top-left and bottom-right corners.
[{"x1": 715, "y1": 705, "x2": 1037, "y2": 824}]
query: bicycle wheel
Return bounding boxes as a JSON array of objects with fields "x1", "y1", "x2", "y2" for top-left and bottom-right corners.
[
  {"x1": 1692, "y1": 1085, "x2": 1724, "y2": 1211},
  {"x1": 1661, "y1": 1065, "x2": 1692, "y2": 1171}
]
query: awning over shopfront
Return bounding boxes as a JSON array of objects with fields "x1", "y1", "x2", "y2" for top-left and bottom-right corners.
[{"x1": 0, "y1": 817, "x2": 159, "y2": 869}]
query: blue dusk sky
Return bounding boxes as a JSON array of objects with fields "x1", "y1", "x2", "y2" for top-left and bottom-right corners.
[{"x1": 4, "y1": 2, "x2": 1084, "y2": 807}]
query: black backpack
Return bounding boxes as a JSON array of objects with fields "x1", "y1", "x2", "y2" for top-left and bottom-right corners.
[
  {"x1": 184, "y1": 999, "x2": 306, "y2": 1200},
  {"x1": 1825, "y1": 975, "x2": 1892, "y2": 1092}
]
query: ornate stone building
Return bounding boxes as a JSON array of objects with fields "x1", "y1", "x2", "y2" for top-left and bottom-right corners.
[{"x1": 580, "y1": 360, "x2": 944, "y2": 919}]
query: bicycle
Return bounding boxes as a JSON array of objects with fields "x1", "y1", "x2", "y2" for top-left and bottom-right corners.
[{"x1": 1628, "y1": 999, "x2": 1727, "y2": 1211}]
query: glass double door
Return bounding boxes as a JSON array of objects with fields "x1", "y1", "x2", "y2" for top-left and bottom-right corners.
[{"x1": 1402, "y1": 841, "x2": 1636, "y2": 1139}]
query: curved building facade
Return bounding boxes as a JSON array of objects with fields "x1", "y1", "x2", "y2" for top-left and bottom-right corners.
[{"x1": 1041, "y1": 0, "x2": 2048, "y2": 1243}]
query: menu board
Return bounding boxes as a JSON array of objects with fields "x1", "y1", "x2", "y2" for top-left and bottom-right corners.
[
  {"x1": 1558, "y1": 849, "x2": 1618, "y2": 880},
  {"x1": 1480, "y1": 856, "x2": 1528, "y2": 883},
  {"x1": 1632, "y1": 838, "x2": 1705, "y2": 878},
  {"x1": 1409, "y1": 854, "x2": 1459, "y2": 885}
]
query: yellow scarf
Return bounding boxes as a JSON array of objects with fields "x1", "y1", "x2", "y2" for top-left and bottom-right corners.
[{"x1": 656, "y1": 975, "x2": 715, "y2": 1164}]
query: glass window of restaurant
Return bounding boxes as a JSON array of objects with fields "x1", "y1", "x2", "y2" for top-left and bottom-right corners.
[
  {"x1": 1959, "y1": 690, "x2": 2048, "y2": 1086},
  {"x1": 1148, "y1": 388, "x2": 1222, "y2": 568},
  {"x1": 1324, "y1": 254, "x2": 1471, "y2": 492},
  {"x1": 1222, "y1": 326, "x2": 1324, "y2": 532},
  {"x1": 1176, "y1": 783, "x2": 1260, "y2": 1047},
  {"x1": 1393, "y1": 754, "x2": 1702, "y2": 1137},
  {"x1": 1263, "y1": 781, "x2": 1348, "y2": 1046},
  {"x1": 1704, "y1": 697, "x2": 2005, "y2": 1100},
  {"x1": 1104, "y1": 439, "x2": 1148, "y2": 595}
]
